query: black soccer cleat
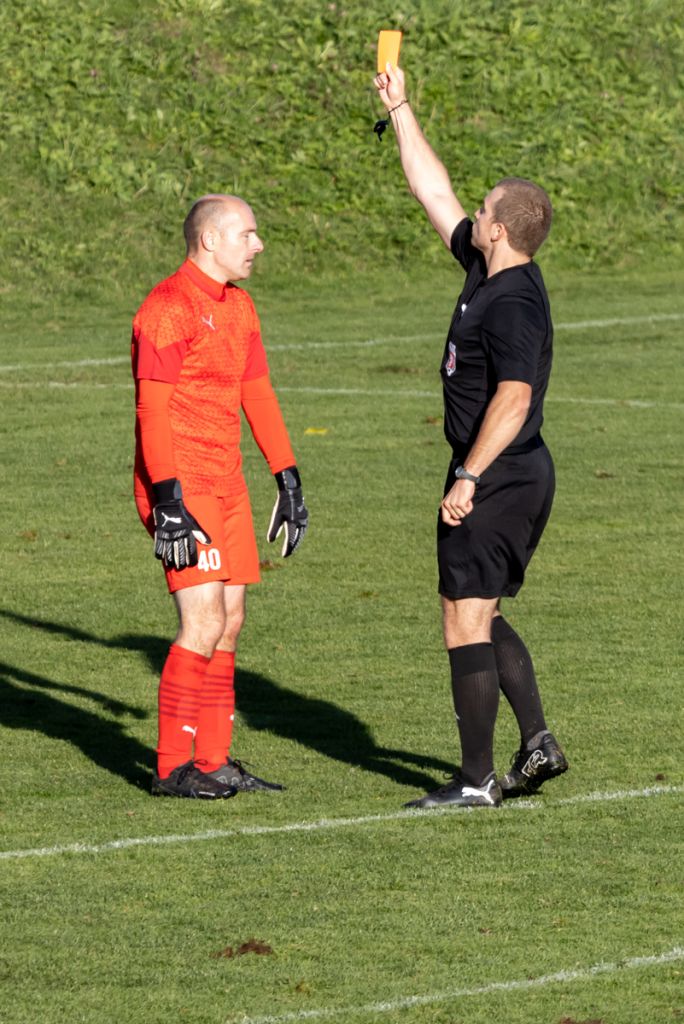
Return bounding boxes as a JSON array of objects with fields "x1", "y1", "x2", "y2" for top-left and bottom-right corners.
[
  {"x1": 206, "y1": 757, "x2": 285, "y2": 793},
  {"x1": 404, "y1": 770, "x2": 502, "y2": 810},
  {"x1": 151, "y1": 760, "x2": 237, "y2": 800},
  {"x1": 498, "y1": 732, "x2": 568, "y2": 798}
]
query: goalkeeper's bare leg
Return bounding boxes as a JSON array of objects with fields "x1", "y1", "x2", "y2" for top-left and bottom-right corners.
[{"x1": 172, "y1": 583, "x2": 284, "y2": 791}]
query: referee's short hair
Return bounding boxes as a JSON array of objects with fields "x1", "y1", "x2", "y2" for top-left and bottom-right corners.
[{"x1": 493, "y1": 178, "x2": 553, "y2": 257}]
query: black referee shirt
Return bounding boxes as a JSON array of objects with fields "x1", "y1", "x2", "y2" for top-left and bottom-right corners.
[{"x1": 441, "y1": 217, "x2": 553, "y2": 455}]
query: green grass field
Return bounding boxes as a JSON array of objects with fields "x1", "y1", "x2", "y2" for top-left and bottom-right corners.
[
  {"x1": 2, "y1": 1, "x2": 682, "y2": 1019},
  {"x1": 1, "y1": 261, "x2": 682, "y2": 1024}
]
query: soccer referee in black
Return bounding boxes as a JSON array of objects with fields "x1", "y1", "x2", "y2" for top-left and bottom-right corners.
[{"x1": 375, "y1": 63, "x2": 568, "y2": 808}]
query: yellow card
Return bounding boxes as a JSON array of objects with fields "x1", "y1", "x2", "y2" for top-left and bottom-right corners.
[{"x1": 377, "y1": 30, "x2": 402, "y2": 74}]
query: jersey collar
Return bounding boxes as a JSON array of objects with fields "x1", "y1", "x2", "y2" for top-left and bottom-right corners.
[{"x1": 179, "y1": 259, "x2": 230, "y2": 301}]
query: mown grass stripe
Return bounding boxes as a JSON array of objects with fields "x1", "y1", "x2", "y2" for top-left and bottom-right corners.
[
  {"x1": 1, "y1": 784, "x2": 680, "y2": 862},
  {"x1": 0, "y1": 379, "x2": 681, "y2": 411},
  {"x1": 0, "y1": 310, "x2": 682, "y2": 374},
  {"x1": 230, "y1": 947, "x2": 684, "y2": 1024}
]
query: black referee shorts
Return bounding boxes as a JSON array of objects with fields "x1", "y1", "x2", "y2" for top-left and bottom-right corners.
[{"x1": 437, "y1": 442, "x2": 555, "y2": 600}]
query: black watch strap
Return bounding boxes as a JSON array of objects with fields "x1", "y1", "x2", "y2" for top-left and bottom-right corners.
[{"x1": 454, "y1": 465, "x2": 481, "y2": 484}]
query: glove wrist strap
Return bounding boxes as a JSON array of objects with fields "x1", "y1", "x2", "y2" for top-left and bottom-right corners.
[
  {"x1": 274, "y1": 466, "x2": 300, "y2": 491},
  {"x1": 152, "y1": 477, "x2": 182, "y2": 503}
]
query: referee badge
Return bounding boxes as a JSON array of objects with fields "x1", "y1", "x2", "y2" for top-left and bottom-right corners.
[{"x1": 445, "y1": 341, "x2": 457, "y2": 377}]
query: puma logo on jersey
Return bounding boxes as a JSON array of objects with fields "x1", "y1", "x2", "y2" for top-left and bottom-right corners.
[
  {"x1": 201, "y1": 314, "x2": 217, "y2": 331},
  {"x1": 182, "y1": 725, "x2": 197, "y2": 738},
  {"x1": 160, "y1": 513, "x2": 182, "y2": 527}
]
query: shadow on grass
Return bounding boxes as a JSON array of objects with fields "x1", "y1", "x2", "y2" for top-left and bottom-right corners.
[
  {"x1": 1, "y1": 609, "x2": 453, "y2": 792},
  {"x1": 0, "y1": 660, "x2": 151, "y2": 789},
  {"x1": 234, "y1": 668, "x2": 454, "y2": 791}
]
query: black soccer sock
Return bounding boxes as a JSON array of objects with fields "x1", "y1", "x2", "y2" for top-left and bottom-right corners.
[
  {"x1": 491, "y1": 616, "x2": 548, "y2": 748},
  {"x1": 448, "y1": 643, "x2": 499, "y2": 787}
]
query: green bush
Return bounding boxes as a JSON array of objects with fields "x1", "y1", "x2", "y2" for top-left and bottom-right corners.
[{"x1": 1, "y1": 0, "x2": 682, "y2": 298}]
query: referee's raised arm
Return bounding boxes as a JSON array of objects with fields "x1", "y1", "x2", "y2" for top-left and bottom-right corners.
[{"x1": 374, "y1": 63, "x2": 467, "y2": 248}]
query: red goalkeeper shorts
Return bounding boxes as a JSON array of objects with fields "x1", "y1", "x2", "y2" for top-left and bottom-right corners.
[{"x1": 135, "y1": 489, "x2": 261, "y2": 593}]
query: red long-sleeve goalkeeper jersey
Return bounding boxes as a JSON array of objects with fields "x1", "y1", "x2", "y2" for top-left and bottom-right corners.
[{"x1": 132, "y1": 259, "x2": 293, "y2": 497}]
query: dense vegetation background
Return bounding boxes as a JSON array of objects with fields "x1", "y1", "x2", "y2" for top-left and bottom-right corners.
[{"x1": 1, "y1": 0, "x2": 683, "y2": 301}]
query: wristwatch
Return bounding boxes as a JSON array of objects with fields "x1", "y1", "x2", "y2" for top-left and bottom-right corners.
[{"x1": 454, "y1": 465, "x2": 481, "y2": 484}]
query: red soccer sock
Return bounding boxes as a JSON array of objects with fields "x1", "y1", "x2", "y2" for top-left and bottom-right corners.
[
  {"x1": 194, "y1": 649, "x2": 236, "y2": 772},
  {"x1": 156, "y1": 644, "x2": 210, "y2": 779}
]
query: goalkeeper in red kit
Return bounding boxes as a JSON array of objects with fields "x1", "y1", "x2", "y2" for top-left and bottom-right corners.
[{"x1": 132, "y1": 194, "x2": 308, "y2": 799}]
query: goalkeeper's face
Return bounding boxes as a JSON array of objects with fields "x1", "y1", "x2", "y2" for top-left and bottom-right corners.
[{"x1": 213, "y1": 201, "x2": 264, "y2": 282}]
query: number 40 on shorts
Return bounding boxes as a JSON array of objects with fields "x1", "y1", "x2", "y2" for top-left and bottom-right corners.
[{"x1": 198, "y1": 548, "x2": 222, "y2": 572}]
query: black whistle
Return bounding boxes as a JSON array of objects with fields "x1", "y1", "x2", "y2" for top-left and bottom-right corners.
[{"x1": 373, "y1": 118, "x2": 390, "y2": 141}]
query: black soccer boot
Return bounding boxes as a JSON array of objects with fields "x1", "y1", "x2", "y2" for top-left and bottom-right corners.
[
  {"x1": 206, "y1": 757, "x2": 285, "y2": 792},
  {"x1": 404, "y1": 770, "x2": 502, "y2": 810},
  {"x1": 151, "y1": 760, "x2": 237, "y2": 799},
  {"x1": 498, "y1": 732, "x2": 568, "y2": 798}
]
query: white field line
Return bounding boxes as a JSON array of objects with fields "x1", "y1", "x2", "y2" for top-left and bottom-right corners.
[
  {"x1": 1, "y1": 378, "x2": 680, "y2": 411},
  {"x1": 0, "y1": 381, "x2": 133, "y2": 390},
  {"x1": 231, "y1": 947, "x2": 684, "y2": 1024},
  {"x1": 0, "y1": 355, "x2": 130, "y2": 373},
  {"x1": 0, "y1": 311, "x2": 682, "y2": 375},
  {"x1": 279, "y1": 388, "x2": 684, "y2": 411},
  {"x1": 0, "y1": 783, "x2": 680, "y2": 863}
]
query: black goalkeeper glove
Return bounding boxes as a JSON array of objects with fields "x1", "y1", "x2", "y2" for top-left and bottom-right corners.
[
  {"x1": 152, "y1": 478, "x2": 211, "y2": 571},
  {"x1": 267, "y1": 466, "x2": 308, "y2": 557}
]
